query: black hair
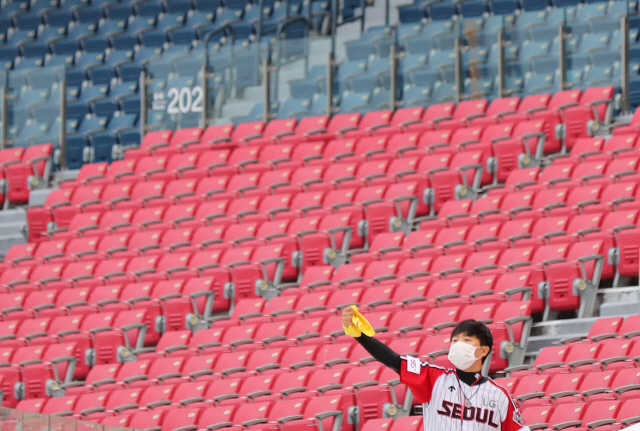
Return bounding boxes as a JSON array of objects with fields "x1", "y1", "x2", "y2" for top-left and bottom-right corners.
[{"x1": 451, "y1": 319, "x2": 493, "y2": 363}]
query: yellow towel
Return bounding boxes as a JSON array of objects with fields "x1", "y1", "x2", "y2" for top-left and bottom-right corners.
[{"x1": 343, "y1": 305, "x2": 376, "y2": 337}]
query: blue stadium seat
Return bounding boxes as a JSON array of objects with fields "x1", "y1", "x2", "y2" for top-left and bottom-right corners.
[
  {"x1": 66, "y1": 99, "x2": 91, "y2": 120},
  {"x1": 47, "y1": 54, "x2": 75, "y2": 67},
  {"x1": 77, "y1": 115, "x2": 108, "y2": 136},
  {"x1": 170, "y1": 27, "x2": 198, "y2": 45},
  {"x1": 7, "y1": 29, "x2": 36, "y2": 47},
  {"x1": 398, "y1": 22, "x2": 423, "y2": 43},
  {"x1": 0, "y1": 16, "x2": 11, "y2": 44},
  {"x1": 84, "y1": 36, "x2": 110, "y2": 53},
  {"x1": 340, "y1": 92, "x2": 370, "y2": 112},
  {"x1": 60, "y1": 0, "x2": 90, "y2": 12},
  {"x1": 398, "y1": 4, "x2": 426, "y2": 23},
  {"x1": 22, "y1": 41, "x2": 49, "y2": 58},
  {"x1": 45, "y1": 9, "x2": 74, "y2": 26},
  {"x1": 90, "y1": 131, "x2": 117, "y2": 163},
  {"x1": 2, "y1": 1, "x2": 30, "y2": 19},
  {"x1": 121, "y1": 95, "x2": 141, "y2": 115},
  {"x1": 105, "y1": 3, "x2": 133, "y2": 19},
  {"x1": 15, "y1": 122, "x2": 49, "y2": 146},
  {"x1": 77, "y1": 6, "x2": 104, "y2": 24},
  {"x1": 31, "y1": 0, "x2": 60, "y2": 16},
  {"x1": 289, "y1": 70, "x2": 325, "y2": 98},
  {"x1": 128, "y1": 16, "x2": 157, "y2": 34},
  {"x1": 564, "y1": 68, "x2": 584, "y2": 88},
  {"x1": 402, "y1": 85, "x2": 431, "y2": 105},
  {"x1": 401, "y1": 53, "x2": 428, "y2": 75},
  {"x1": 214, "y1": 8, "x2": 244, "y2": 26},
  {"x1": 576, "y1": 2, "x2": 609, "y2": 21},
  {"x1": 137, "y1": 0, "x2": 163, "y2": 17},
  {"x1": 17, "y1": 88, "x2": 50, "y2": 110},
  {"x1": 370, "y1": 89, "x2": 392, "y2": 109},
  {"x1": 67, "y1": 86, "x2": 80, "y2": 101},
  {"x1": 405, "y1": 34, "x2": 437, "y2": 54},
  {"x1": 140, "y1": 29, "x2": 167, "y2": 47},
  {"x1": 14, "y1": 57, "x2": 45, "y2": 70},
  {"x1": 335, "y1": 59, "x2": 367, "y2": 92},
  {"x1": 52, "y1": 39, "x2": 80, "y2": 56},
  {"x1": 583, "y1": 64, "x2": 614, "y2": 86},
  {"x1": 430, "y1": 2, "x2": 458, "y2": 20},
  {"x1": 431, "y1": 82, "x2": 458, "y2": 102},
  {"x1": 276, "y1": 98, "x2": 311, "y2": 118},
  {"x1": 105, "y1": 49, "x2": 134, "y2": 67},
  {"x1": 157, "y1": 13, "x2": 186, "y2": 32},
  {"x1": 29, "y1": 69, "x2": 63, "y2": 89},
  {"x1": 522, "y1": 0, "x2": 550, "y2": 10},
  {"x1": 411, "y1": 67, "x2": 440, "y2": 88},
  {"x1": 65, "y1": 133, "x2": 89, "y2": 169},
  {"x1": 0, "y1": 45, "x2": 19, "y2": 69},
  {"x1": 15, "y1": 14, "x2": 43, "y2": 30},
  {"x1": 96, "y1": 19, "x2": 128, "y2": 39},
  {"x1": 67, "y1": 22, "x2": 97, "y2": 41},
  {"x1": 462, "y1": 0, "x2": 489, "y2": 17},
  {"x1": 523, "y1": 72, "x2": 555, "y2": 92},
  {"x1": 92, "y1": 97, "x2": 119, "y2": 117},
  {"x1": 186, "y1": 10, "x2": 214, "y2": 28},
  {"x1": 107, "y1": 113, "x2": 137, "y2": 134},
  {"x1": 38, "y1": 26, "x2": 67, "y2": 45},
  {"x1": 429, "y1": 49, "x2": 457, "y2": 72}
]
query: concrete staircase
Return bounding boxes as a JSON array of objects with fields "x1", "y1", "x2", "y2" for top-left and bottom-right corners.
[{"x1": 0, "y1": 208, "x2": 27, "y2": 259}]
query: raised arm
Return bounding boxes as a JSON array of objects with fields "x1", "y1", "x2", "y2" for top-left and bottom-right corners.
[{"x1": 342, "y1": 307, "x2": 401, "y2": 373}]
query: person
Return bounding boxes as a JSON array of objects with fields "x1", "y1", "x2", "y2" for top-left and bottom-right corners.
[{"x1": 342, "y1": 306, "x2": 530, "y2": 431}]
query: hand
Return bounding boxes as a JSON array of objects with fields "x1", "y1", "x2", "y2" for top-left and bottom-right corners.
[{"x1": 342, "y1": 306, "x2": 354, "y2": 328}]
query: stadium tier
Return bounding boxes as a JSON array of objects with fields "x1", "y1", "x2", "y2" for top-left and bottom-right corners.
[
  {"x1": 0, "y1": 0, "x2": 637, "y2": 161},
  {"x1": 0, "y1": 0, "x2": 639, "y2": 429},
  {"x1": 0, "y1": 86, "x2": 631, "y2": 430}
]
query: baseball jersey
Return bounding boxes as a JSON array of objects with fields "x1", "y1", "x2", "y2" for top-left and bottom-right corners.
[{"x1": 400, "y1": 355, "x2": 530, "y2": 431}]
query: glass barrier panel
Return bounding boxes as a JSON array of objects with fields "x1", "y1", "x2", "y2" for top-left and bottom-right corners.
[
  {"x1": 50, "y1": 415, "x2": 80, "y2": 431},
  {"x1": 146, "y1": 51, "x2": 204, "y2": 132},
  {"x1": 2, "y1": 66, "x2": 65, "y2": 167},
  {"x1": 104, "y1": 427, "x2": 142, "y2": 431},
  {"x1": 77, "y1": 420, "x2": 107, "y2": 431},
  {"x1": 22, "y1": 411, "x2": 50, "y2": 431},
  {"x1": 0, "y1": 406, "x2": 22, "y2": 431}
]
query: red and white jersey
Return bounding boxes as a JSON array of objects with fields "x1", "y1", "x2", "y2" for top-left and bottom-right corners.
[{"x1": 400, "y1": 356, "x2": 530, "y2": 431}]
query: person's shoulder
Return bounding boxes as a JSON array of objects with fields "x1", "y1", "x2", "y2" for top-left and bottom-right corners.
[
  {"x1": 486, "y1": 378, "x2": 516, "y2": 402},
  {"x1": 400, "y1": 355, "x2": 456, "y2": 374}
]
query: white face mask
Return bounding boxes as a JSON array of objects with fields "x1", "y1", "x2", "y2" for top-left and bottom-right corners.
[{"x1": 448, "y1": 342, "x2": 481, "y2": 370}]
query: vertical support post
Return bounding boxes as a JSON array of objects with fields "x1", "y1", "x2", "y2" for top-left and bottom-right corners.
[
  {"x1": 454, "y1": 36, "x2": 463, "y2": 103},
  {"x1": 139, "y1": 70, "x2": 147, "y2": 143},
  {"x1": 263, "y1": 57, "x2": 271, "y2": 123},
  {"x1": 622, "y1": 14, "x2": 631, "y2": 114},
  {"x1": 389, "y1": 43, "x2": 397, "y2": 111},
  {"x1": 0, "y1": 86, "x2": 7, "y2": 150},
  {"x1": 385, "y1": 0, "x2": 389, "y2": 26},
  {"x1": 330, "y1": 0, "x2": 337, "y2": 57},
  {"x1": 497, "y1": 30, "x2": 505, "y2": 98},
  {"x1": 257, "y1": 0, "x2": 265, "y2": 43},
  {"x1": 201, "y1": 63, "x2": 208, "y2": 128},
  {"x1": 58, "y1": 75, "x2": 67, "y2": 170},
  {"x1": 558, "y1": 23, "x2": 567, "y2": 91},
  {"x1": 327, "y1": 52, "x2": 334, "y2": 117}
]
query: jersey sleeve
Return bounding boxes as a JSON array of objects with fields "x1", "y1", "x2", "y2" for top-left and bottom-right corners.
[
  {"x1": 502, "y1": 396, "x2": 531, "y2": 431},
  {"x1": 399, "y1": 355, "x2": 447, "y2": 404}
]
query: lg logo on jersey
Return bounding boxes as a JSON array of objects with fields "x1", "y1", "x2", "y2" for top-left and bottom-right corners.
[
  {"x1": 482, "y1": 398, "x2": 497, "y2": 409},
  {"x1": 436, "y1": 401, "x2": 500, "y2": 428}
]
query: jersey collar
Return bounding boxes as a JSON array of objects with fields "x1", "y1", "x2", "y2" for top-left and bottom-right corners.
[{"x1": 456, "y1": 368, "x2": 487, "y2": 386}]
